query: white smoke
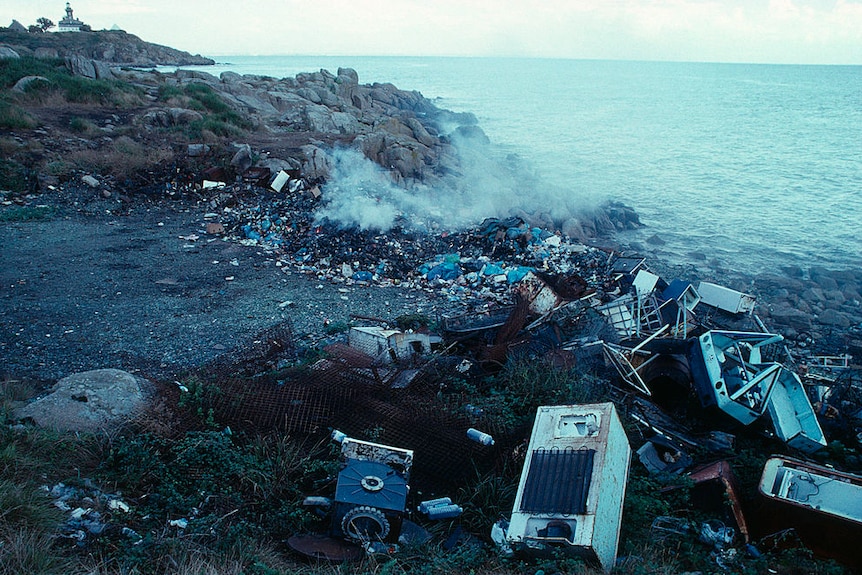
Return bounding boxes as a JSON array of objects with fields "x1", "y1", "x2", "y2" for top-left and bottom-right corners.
[{"x1": 315, "y1": 133, "x2": 600, "y2": 233}]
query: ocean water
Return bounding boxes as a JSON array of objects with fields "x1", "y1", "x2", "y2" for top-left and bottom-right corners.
[{"x1": 174, "y1": 56, "x2": 862, "y2": 275}]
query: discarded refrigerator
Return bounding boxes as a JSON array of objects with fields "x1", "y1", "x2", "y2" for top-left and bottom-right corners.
[
  {"x1": 506, "y1": 403, "x2": 631, "y2": 571},
  {"x1": 757, "y1": 456, "x2": 862, "y2": 569}
]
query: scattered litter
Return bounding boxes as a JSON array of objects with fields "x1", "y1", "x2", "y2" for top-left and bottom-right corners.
[
  {"x1": 270, "y1": 170, "x2": 290, "y2": 192},
  {"x1": 108, "y1": 499, "x2": 130, "y2": 513},
  {"x1": 466, "y1": 428, "x2": 494, "y2": 446}
]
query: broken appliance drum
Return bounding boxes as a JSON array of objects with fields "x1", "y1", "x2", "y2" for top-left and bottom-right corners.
[
  {"x1": 638, "y1": 354, "x2": 692, "y2": 413},
  {"x1": 340, "y1": 505, "x2": 391, "y2": 542}
]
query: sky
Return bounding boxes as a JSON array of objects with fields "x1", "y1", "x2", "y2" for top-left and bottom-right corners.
[{"x1": 3, "y1": 0, "x2": 862, "y2": 65}]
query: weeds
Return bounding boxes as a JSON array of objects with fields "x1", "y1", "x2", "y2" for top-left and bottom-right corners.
[
  {"x1": 0, "y1": 526, "x2": 72, "y2": 575},
  {"x1": 470, "y1": 359, "x2": 609, "y2": 434},
  {"x1": 0, "y1": 158, "x2": 32, "y2": 194},
  {"x1": 69, "y1": 116, "x2": 98, "y2": 134},
  {"x1": 157, "y1": 81, "x2": 252, "y2": 139},
  {"x1": 456, "y1": 465, "x2": 518, "y2": 534},
  {"x1": 1, "y1": 55, "x2": 144, "y2": 108},
  {"x1": 323, "y1": 320, "x2": 351, "y2": 335},
  {"x1": 177, "y1": 377, "x2": 222, "y2": 428},
  {"x1": 0, "y1": 100, "x2": 36, "y2": 129},
  {"x1": 68, "y1": 135, "x2": 174, "y2": 179},
  {"x1": 0, "y1": 205, "x2": 56, "y2": 222}
]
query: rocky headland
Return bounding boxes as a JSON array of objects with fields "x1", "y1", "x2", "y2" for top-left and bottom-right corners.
[{"x1": 0, "y1": 28, "x2": 213, "y2": 68}]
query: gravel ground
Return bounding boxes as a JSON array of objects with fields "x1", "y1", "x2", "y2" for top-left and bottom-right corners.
[
  {"x1": 1, "y1": 202, "x2": 445, "y2": 383},
  {"x1": 5, "y1": 190, "x2": 860, "y2": 386}
]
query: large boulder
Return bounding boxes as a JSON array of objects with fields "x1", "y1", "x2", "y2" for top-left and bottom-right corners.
[
  {"x1": 12, "y1": 75, "x2": 50, "y2": 92},
  {"x1": 93, "y1": 60, "x2": 115, "y2": 80},
  {"x1": 768, "y1": 303, "x2": 812, "y2": 331},
  {"x1": 13, "y1": 369, "x2": 150, "y2": 433},
  {"x1": 0, "y1": 45, "x2": 20, "y2": 59},
  {"x1": 337, "y1": 67, "x2": 359, "y2": 85},
  {"x1": 230, "y1": 143, "x2": 254, "y2": 173},
  {"x1": 301, "y1": 145, "x2": 332, "y2": 181},
  {"x1": 65, "y1": 54, "x2": 97, "y2": 78}
]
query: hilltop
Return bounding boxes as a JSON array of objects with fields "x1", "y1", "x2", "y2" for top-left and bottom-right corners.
[{"x1": 0, "y1": 27, "x2": 213, "y2": 66}]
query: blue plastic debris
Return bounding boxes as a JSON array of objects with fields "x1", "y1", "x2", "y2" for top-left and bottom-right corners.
[
  {"x1": 352, "y1": 271, "x2": 373, "y2": 281},
  {"x1": 506, "y1": 266, "x2": 533, "y2": 283},
  {"x1": 427, "y1": 262, "x2": 461, "y2": 281},
  {"x1": 241, "y1": 224, "x2": 261, "y2": 241},
  {"x1": 505, "y1": 227, "x2": 524, "y2": 240}
]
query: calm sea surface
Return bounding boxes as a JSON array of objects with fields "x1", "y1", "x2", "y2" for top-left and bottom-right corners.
[{"x1": 174, "y1": 56, "x2": 862, "y2": 275}]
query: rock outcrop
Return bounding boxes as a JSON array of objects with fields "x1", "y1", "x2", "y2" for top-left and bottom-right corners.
[
  {"x1": 0, "y1": 29, "x2": 213, "y2": 66},
  {"x1": 150, "y1": 66, "x2": 484, "y2": 188},
  {"x1": 13, "y1": 369, "x2": 151, "y2": 433}
]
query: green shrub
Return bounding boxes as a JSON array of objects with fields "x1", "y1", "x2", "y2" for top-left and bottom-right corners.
[
  {"x1": 156, "y1": 83, "x2": 184, "y2": 102},
  {"x1": 1, "y1": 55, "x2": 143, "y2": 108},
  {"x1": 44, "y1": 160, "x2": 75, "y2": 178},
  {"x1": 0, "y1": 56, "x2": 64, "y2": 88},
  {"x1": 68, "y1": 116, "x2": 97, "y2": 134},
  {"x1": 0, "y1": 101, "x2": 36, "y2": 129},
  {"x1": 0, "y1": 205, "x2": 56, "y2": 222},
  {"x1": 0, "y1": 158, "x2": 29, "y2": 193},
  {"x1": 60, "y1": 75, "x2": 112, "y2": 104},
  {"x1": 323, "y1": 320, "x2": 350, "y2": 335},
  {"x1": 157, "y1": 82, "x2": 251, "y2": 138},
  {"x1": 472, "y1": 359, "x2": 610, "y2": 434}
]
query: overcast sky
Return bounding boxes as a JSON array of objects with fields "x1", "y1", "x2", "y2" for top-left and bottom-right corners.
[{"x1": 3, "y1": 0, "x2": 862, "y2": 64}]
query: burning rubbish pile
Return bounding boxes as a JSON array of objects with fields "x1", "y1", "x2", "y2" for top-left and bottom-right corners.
[{"x1": 174, "y1": 159, "x2": 640, "y2": 312}]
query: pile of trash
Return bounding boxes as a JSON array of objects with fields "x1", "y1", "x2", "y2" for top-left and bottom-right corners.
[
  {"x1": 182, "y1": 168, "x2": 631, "y2": 315},
  {"x1": 279, "y1": 246, "x2": 862, "y2": 571},
  {"x1": 46, "y1": 481, "x2": 142, "y2": 547}
]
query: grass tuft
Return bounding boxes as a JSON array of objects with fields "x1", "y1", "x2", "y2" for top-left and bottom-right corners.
[{"x1": 0, "y1": 100, "x2": 37, "y2": 129}]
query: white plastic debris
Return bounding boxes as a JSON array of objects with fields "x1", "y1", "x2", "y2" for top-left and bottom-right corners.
[
  {"x1": 108, "y1": 499, "x2": 130, "y2": 513},
  {"x1": 467, "y1": 428, "x2": 495, "y2": 446},
  {"x1": 270, "y1": 170, "x2": 289, "y2": 192}
]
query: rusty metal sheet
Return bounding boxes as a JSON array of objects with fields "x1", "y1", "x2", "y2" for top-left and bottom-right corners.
[
  {"x1": 687, "y1": 461, "x2": 749, "y2": 543},
  {"x1": 287, "y1": 534, "x2": 363, "y2": 561}
]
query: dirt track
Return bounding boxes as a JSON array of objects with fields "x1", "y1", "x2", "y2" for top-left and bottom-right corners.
[{"x1": 1, "y1": 203, "x2": 440, "y2": 383}]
